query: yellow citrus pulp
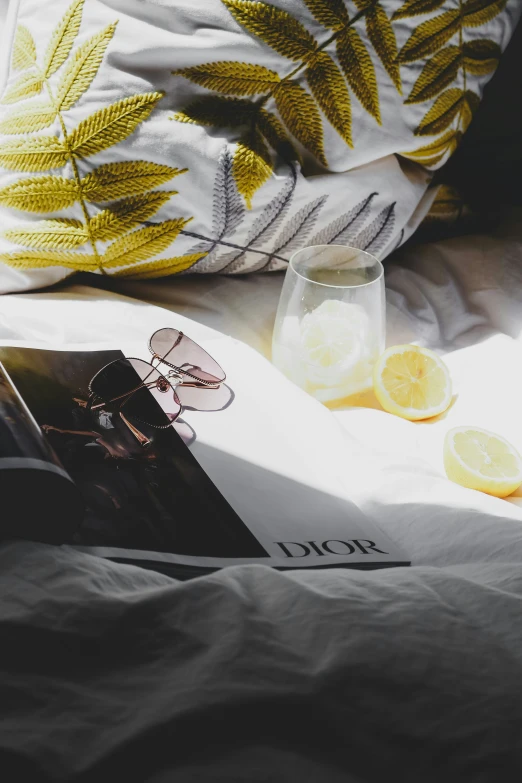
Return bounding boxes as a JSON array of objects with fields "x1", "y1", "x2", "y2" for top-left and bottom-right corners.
[
  {"x1": 443, "y1": 426, "x2": 522, "y2": 497},
  {"x1": 373, "y1": 344, "x2": 452, "y2": 421}
]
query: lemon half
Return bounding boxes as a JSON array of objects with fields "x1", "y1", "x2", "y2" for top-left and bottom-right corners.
[
  {"x1": 444, "y1": 426, "x2": 522, "y2": 497},
  {"x1": 373, "y1": 344, "x2": 452, "y2": 421}
]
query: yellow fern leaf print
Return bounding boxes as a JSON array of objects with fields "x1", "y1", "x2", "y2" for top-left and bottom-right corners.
[
  {"x1": 405, "y1": 46, "x2": 461, "y2": 105},
  {"x1": 336, "y1": 28, "x2": 380, "y2": 123},
  {"x1": 81, "y1": 161, "x2": 186, "y2": 201},
  {"x1": 0, "y1": 137, "x2": 68, "y2": 172},
  {"x1": 396, "y1": 0, "x2": 505, "y2": 178},
  {"x1": 403, "y1": 129, "x2": 462, "y2": 167},
  {"x1": 0, "y1": 176, "x2": 80, "y2": 212},
  {"x1": 5, "y1": 219, "x2": 88, "y2": 249},
  {"x1": 103, "y1": 219, "x2": 190, "y2": 268},
  {"x1": 462, "y1": 0, "x2": 507, "y2": 28},
  {"x1": 399, "y1": 9, "x2": 461, "y2": 64},
  {"x1": 173, "y1": 62, "x2": 281, "y2": 96},
  {"x1": 1, "y1": 72, "x2": 44, "y2": 105},
  {"x1": 172, "y1": 0, "x2": 397, "y2": 205},
  {"x1": 43, "y1": 0, "x2": 84, "y2": 77},
  {"x1": 112, "y1": 253, "x2": 207, "y2": 279},
  {"x1": 88, "y1": 191, "x2": 174, "y2": 242},
  {"x1": 0, "y1": 0, "x2": 192, "y2": 276},
  {"x1": 0, "y1": 102, "x2": 57, "y2": 135},
  {"x1": 11, "y1": 26, "x2": 37, "y2": 71},
  {"x1": 0, "y1": 250, "x2": 98, "y2": 270},
  {"x1": 462, "y1": 40, "x2": 500, "y2": 74},
  {"x1": 306, "y1": 52, "x2": 352, "y2": 146},
  {"x1": 222, "y1": 0, "x2": 318, "y2": 62},
  {"x1": 362, "y1": 3, "x2": 402, "y2": 94},
  {"x1": 233, "y1": 133, "x2": 273, "y2": 208},
  {"x1": 302, "y1": 0, "x2": 348, "y2": 30},
  {"x1": 55, "y1": 23, "x2": 117, "y2": 111},
  {"x1": 275, "y1": 80, "x2": 326, "y2": 165}
]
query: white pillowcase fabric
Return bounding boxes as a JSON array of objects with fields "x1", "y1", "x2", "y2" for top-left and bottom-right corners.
[{"x1": 0, "y1": 0, "x2": 520, "y2": 292}]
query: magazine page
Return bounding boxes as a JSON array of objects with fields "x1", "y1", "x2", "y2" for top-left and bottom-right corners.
[{"x1": 0, "y1": 342, "x2": 409, "y2": 574}]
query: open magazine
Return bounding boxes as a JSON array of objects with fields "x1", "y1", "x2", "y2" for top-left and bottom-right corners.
[{"x1": 0, "y1": 343, "x2": 409, "y2": 577}]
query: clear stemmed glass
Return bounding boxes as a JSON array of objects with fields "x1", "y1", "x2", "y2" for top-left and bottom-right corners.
[{"x1": 272, "y1": 245, "x2": 385, "y2": 406}]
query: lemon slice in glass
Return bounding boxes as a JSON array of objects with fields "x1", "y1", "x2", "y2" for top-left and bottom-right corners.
[
  {"x1": 373, "y1": 344, "x2": 452, "y2": 420},
  {"x1": 300, "y1": 300, "x2": 369, "y2": 385},
  {"x1": 444, "y1": 426, "x2": 522, "y2": 497}
]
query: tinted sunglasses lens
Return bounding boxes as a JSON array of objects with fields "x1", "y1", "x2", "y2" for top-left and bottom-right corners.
[
  {"x1": 150, "y1": 328, "x2": 225, "y2": 384},
  {"x1": 90, "y1": 358, "x2": 181, "y2": 428}
]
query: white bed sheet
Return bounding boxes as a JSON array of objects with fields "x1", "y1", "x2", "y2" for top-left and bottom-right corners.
[{"x1": 2, "y1": 208, "x2": 522, "y2": 567}]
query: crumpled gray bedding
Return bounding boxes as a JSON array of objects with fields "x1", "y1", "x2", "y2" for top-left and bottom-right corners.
[{"x1": 1, "y1": 540, "x2": 522, "y2": 782}]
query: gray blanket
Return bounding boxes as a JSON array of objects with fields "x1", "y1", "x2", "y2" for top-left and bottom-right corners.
[{"x1": 1, "y1": 541, "x2": 521, "y2": 781}]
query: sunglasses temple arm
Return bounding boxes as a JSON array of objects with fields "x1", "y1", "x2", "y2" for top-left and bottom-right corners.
[
  {"x1": 87, "y1": 381, "x2": 159, "y2": 411},
  {"x1": 119, "y1": 412, "x2": 151, "y2": 447}
]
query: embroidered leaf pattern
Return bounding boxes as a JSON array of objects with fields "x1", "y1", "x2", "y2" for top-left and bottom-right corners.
[
  {"x1": 359, "y1": 2, "x2": 402, "y2": 94},
  {"x1": 270, "y1": 194, "x2": 327, "y2": 255},
  {"x1": 174, "y1": 62, "x2": 280, "y2": 96},
  {"x1": 5, "y1": 219, "x2": 88, "y2": 249},
  {"x1": 415, "y1": 89, "x2": 479, "y2": 136},
  {"x1": 11, "y1": 26, "x2": 37, "y2": 71},
  {"x1": 245, "y1": 173, "x2": 296, "y2": 247},
  {"x1": 398, "y1": 10, "x2": 460, "y2": 64},
  {"x1": 0, "y1": 10, "x2": 190, "y2": 276},
  {"x1": 89, "y1": 191, "x2": 174, "y2": 241},
  {"x1": 111, "y1": 253, "x2": 205, "y2": 279},
  {"x1": 2, "y1": 73, "x2": 44, "y2": 105},
  {"x1": 414, "y1": 88, "x2": 463, "y2": 136},
  {"x1": 337, "y1": 29, "x2": 380, "y2": 123},
  {"x1": 188, "y1": 147, "x2": 245, "y2": 265},
  {"x1": 103, "y1": 218, "x2": 190, "y2": 268},
  {"x1": 462, "y1": 0, "x2": 507, "y2": 28},
  {"x1": 275, "y1": 81, "x2": 326, "y2": 166},
  {"x1": 463, "y1": 40, "x2": 501, "y2": 74},
  {"x1": 43, "y1": 0, "x2": 84, "y2": 77},
  {"x1": 222, "y1": 0, "x2": 317, "y2": 62},
  {"x1": 351, "y1": 202, "x2": 395, "y2": 255},
  {"x1": 0, "y1": 136, "x2": 68, "y2": 172},
  {"x1": 405, "y1": 46, "x2": 461, "y2": 105},
  {"x1": 233, "y1": 131, "x2": 272, "y2": 209},
  {"x1": 81, "y1": 161, "x2": 185, "y2": 202},
  {"x1": 310, "y1": 193, "x2": 376, "y2": 245},
  {"x1": 392, "y1": 0, "x2": 445, "y2": 20},
  {"x1": 403, "y1": 130, "x2": 461, "y2": 167},
  {"x1": 302, "y1": 0, "x2": 348, "y2": 29},
  {"x1": 56, "y1": 23, "x2": 117, "y2": 111},
  {"x1": 210, "y1": 147, "x2": 245, "y2": 240},
  {"x1": 69, "y1": 92, "x2": 163, "y2": 158},
  {"x1": 172, "y1": 0, "x2": 403, "y2": 201},
  {"x1": 306, "y1": 52, "x2": 352, "y2": 146},
  {"x1": 0, "y1": 102, "x2": 57, "y2": 134},
  {"x1": 0, "y1": 250, "x2": 98, "y2": 270},
  {"x1": 0, "y1": 176, "x2": 80, "y2": 212},
  {"x1": 398, "y1": 0, "x2": 506, "y2": 173},
  {"x1": 187, "y1": 147, "x2": 246, "y2": 267},
  {"x1": 216, "y1": 172, "x2": 296, "y2": 273}
]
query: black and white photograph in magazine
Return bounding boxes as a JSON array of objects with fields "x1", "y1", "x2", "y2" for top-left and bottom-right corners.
[{"x1": 0, "y1": 345, "x2": 268, "y2": 564}]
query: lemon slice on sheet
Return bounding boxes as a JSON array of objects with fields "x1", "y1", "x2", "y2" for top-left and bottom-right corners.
[
  {"x1": 373, "y1": 344, "x2": 452, "y2": 420},
  {"x1": 444, "y1": 426, "x2": 522, "y2": 497}
]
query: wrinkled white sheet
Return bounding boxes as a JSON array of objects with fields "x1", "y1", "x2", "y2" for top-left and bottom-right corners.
[{"x1": 2, "y1": 212, "x2": 522, "y2": 779}]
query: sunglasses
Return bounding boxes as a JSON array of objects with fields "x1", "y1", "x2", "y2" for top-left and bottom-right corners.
[{"x1": 86, "y1": 328, "x2": 225, "y2": 440}]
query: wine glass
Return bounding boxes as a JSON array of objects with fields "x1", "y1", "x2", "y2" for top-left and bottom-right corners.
[{"x1": 272, "y1": 245, "x2": 385, "y2": 406}]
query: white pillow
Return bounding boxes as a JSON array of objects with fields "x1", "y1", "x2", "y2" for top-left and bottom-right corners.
[{"x1": 0, "y1": 0, "x2": 519, "y2": 292}]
